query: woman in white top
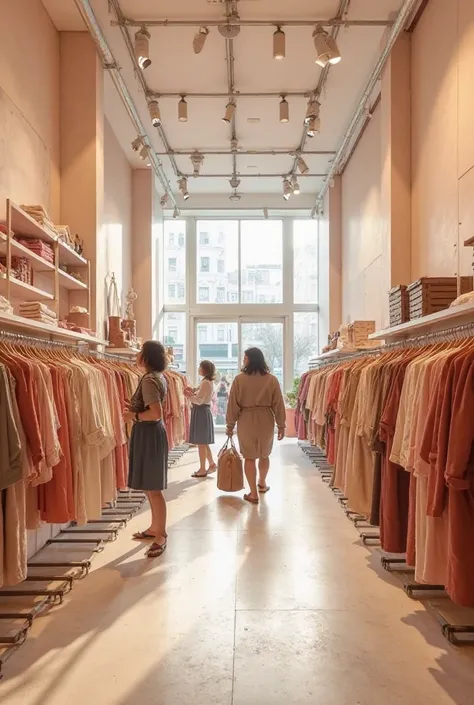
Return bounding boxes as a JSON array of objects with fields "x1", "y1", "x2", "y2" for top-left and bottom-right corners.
[{"x1": 184, "y1": 360, "x2": 217, "y2": 478}]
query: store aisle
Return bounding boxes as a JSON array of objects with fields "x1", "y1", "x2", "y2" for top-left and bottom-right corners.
[{"x1": 2, "y1": 439, "x2": 474, "y2": 704}]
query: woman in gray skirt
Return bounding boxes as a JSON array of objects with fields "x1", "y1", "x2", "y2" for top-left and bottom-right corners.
[
  {"x1": 185, "y1": 360, "x2": 216, "y2": 478},
  {"x1": 124, "y1": 340, "x2": 169, "y2": 558}
]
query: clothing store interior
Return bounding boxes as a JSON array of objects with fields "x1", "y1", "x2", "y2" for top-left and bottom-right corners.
[{"x1": 1, "y1": 0, "x2": 474, "y2": 701}]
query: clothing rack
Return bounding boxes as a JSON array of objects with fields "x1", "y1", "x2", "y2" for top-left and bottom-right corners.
[
  {"x1": 0, "y1": 333, "x2": 191, "y2": 676},
  {"x1": 299, "y1": 321, "x2": 474, "y2": 646}
]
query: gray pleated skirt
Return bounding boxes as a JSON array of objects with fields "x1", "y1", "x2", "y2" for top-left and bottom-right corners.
[
  {"x1": 188, "y1": 404, "x2": 215, "y2": 445},
  {"x1": 128, "y1": 420, "x2": 168, "y2": 491}
]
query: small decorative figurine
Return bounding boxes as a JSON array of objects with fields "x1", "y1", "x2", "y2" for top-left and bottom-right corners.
[
  {"x1": 125, "y1": 287, "x2": 138, "y2": 320},
  {"x1": 74, "y1": 234, "x2": 84, "y2": 255}
]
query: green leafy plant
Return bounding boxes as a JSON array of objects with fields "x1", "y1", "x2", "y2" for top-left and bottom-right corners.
[{"x1": 285, "y1": 376, "x2": 301, "y2": 409}]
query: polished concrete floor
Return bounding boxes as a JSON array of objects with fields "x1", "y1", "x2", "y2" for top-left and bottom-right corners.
[{"x1": 2, "y1": 439, "x2": 474, "y2": 704}]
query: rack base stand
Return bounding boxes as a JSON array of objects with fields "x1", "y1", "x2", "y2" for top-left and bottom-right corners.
[
  {"x1": 299, "y1": 440, "x2": 474, "y2": 647},
  {"x1": 0, "y1": 444, "x2": 190, "y2": 678}
]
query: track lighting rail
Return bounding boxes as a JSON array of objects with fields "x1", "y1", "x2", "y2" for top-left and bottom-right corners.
[{"x1": 111, "y1": 18, "x2": 393, "y2": 29}]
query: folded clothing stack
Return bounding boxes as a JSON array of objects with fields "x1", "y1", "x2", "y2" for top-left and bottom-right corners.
[
  {"x1": 55, "y1": 225, "x2": 73, "y2": 246},
  {"x1": 20, "y1": 205, "x2": 57, "y2": 240},
  {"x1": 15, "y1": 237, "x2": 55, "y2": 264},
  {"x1": 59, "y1": 319, "x2": 95, "y2": 337},
  {"x1": 348, "y1": 320, "x2": 376, "y2": 348},
  {"x1": 0, "y1": 295, "x2": 13, "y2": 314},
  {"x1": 20, "y1": 301, "x2": 57, "y2": 326}
]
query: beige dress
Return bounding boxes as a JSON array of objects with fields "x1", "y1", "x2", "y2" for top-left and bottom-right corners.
[{"x1": 226, "y1": 372, "x2": 286, "y2": 459}]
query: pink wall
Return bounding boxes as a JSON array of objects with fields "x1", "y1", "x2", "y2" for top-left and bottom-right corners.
[
  {"x1": 104, "y1": 119, "x2": 132, "y2": 317},
  {"x1": 412, "y1": 0, "x2": 474, "y2": 279},
  {"x1": 0, "y1": 0, "x2": 60, "y2": 220},
  {"x1": 341, "y1": 105, "x2": 388, "y2": 329}
]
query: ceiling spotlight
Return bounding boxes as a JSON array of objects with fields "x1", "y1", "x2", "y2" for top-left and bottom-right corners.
[
  {"x1": 279, "y1": 96, "x2": 289, "y2": 124},
  {"x1": 178, "y1": 177, "x2": 189, "y2": 201},
  {"x1": 223, "y1": 101, "x2": 236, "y2": 124},
  {"x1": 297, "y1": 156, "x2": 309, "y2": 175},
  {"x1": 132, "y1": 136, "x2": 143, "y2": 152},
  {"x1": 191, "y1": 152, "x2": 204, "y2": 177},
  {"x1": 139, "y1": 145, "x2": 150, "y2": 160},
  {"x1": 135, "y1": 28, "x2": 151, "y2": 70},
  {"x1": 229, "y1": 176, "x2": 241, "y2": 189},
  {"x1": 193, "y1": 26, "x2": 209, "y2": 54},
  {"x1": 160, "y1": 193, "x2": 169, "y2": 208},
  {"x1": 148, "y1": 100, "x2": 161, "y2": 127},
  {"x1": 229, "y1": 191, "x2": 242, "y2": 202},
  {"x1": 173, "y1": 206, "x2": 180, "y2": 219},
  {"x1": 304, "y1": 100, "x2": 320, "y2": 126},
  {"x1": 313, "y1": 25, "x2": 341, "y2": 68},
  {"x1": 178, "y1": 96, "x2": 188, "y2": 122},
  {"x1": 291, "y1": 176, "x2": 301, "y2": 195},
  {"x1": 273, "y1": 27, "x2": 286, "y2": 60},
  {"x1": 307, "y1": 116, "x2": 321, "y2": 138},
  {"x1": 263, "y1": 208, "x2": 269, "y2": 219},
  {"x1": 282, "y1": 178, "x2": 292, "y2": 201}
]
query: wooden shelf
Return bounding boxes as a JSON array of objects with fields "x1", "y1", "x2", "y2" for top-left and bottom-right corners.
[
  {"x1": 106, "y1": 347, "x2": 140, "y2": 356},
  {"x1": 0, "y1": 311, "x2": 107, "y2": 345},
  {"x1": 0, "y1": 233, "x2": 55, "y2": 272},
  {"x1": 8, "y1": 201, "x2": 57, "y2": 244},
  {"x1": 0, "y1": 276, "x2": 54, "y2": 302},
  {"x1": 369, "y1": 301, "x2": 474, "y2": 341},
  {"x1": 58, "y1": 269, "x2": 88, "y2": 291},
  {"x1": 310, "y1": 345, "x2": 381, "y2": 364},
  {"x1": 58, "y1": 241, "x2": 88, "y2": 267}
]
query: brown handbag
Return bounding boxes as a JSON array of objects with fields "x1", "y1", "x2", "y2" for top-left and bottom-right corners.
[{"x1": 217, "y1": 437, "x2": 244, "y2": 492}]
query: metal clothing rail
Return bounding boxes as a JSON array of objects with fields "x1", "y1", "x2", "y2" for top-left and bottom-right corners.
[
  {"x1": 300, "y1": 319, "x2": 474, "y2": 646},
  {"x1": 0, "y1": 329, "x2": 92, "y2": 349}
]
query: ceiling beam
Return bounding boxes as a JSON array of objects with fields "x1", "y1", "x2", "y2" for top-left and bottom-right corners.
[
  {"x1": 179, "y1": 174, "x2": 327, "y2": 179},
  {"x1": 153, "y1": 150, "x2": 336, "y2": 156},
  {"x1": 150, "y1": 91, "x2": 313, "y2": 98},
  {"x1": 112, "y1": 18, "x2": 393, "y2": 29}
]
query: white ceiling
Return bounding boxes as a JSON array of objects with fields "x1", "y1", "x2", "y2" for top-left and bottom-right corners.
[{"x1": 42, "y1": 0, "x2": 404, "y2": 206}]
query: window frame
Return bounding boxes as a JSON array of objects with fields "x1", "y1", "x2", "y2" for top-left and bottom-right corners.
[{"x1": 161, "y1": 216, "x2": 319, "y2": 389}]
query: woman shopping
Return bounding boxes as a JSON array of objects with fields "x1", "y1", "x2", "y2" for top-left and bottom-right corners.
[
  {"x1": 226, "y1": 347, "x2": 286, "y2": 504},
  {"x1": 185, "y1": 360, "x2": 217, "y2": 478},
  {"x1": 124, "y1": 340, "x2": 169, "y2": 558}
]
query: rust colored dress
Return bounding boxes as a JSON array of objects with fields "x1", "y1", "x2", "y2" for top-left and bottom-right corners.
[{"x1": 226, "y1": 372, "x2": 286, "y2": 460}]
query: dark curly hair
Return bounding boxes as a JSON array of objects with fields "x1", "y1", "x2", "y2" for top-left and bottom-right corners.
[
  {"x1": 199, "y1": 359, "x2": 216, "y2": 381},
  {"x1": 139, "y1": 340, "x2": 167, "y2": 372},
  {"x1": 242, "y1": 347, "x2": 269, "y2": 375}
]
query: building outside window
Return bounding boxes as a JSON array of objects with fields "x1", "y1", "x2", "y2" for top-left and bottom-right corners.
[
  {"x1": 162, "y1": 218, "x2": 319, "y2": 387},
  {"x1": 199, "y1": 286, "x2": 210, "y2": 302}
]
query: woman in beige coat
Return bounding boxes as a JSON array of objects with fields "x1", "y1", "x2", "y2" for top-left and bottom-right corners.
[{"x1": 226, "y1": 347, "x2": 286, "y2": 504}]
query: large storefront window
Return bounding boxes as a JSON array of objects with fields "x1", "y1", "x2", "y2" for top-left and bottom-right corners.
[{"x1": 161, "y1": 217, "x2": 319, "y2": 392}]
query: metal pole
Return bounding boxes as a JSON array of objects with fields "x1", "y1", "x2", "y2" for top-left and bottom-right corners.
[
  {"x1": 152, "y1": 150, "x2": 337, "y2": 156},
  {"x1": 112, "y1": 18, "x2": 393, "y2": 28},
  {"x1": 178, "y1": 173, "x2": 327, "y2": 178},
  {"x1": 150, "y1": 91, "x2": 312, "y2": 98}
]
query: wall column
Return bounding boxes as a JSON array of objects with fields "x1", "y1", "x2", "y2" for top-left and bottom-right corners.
[
  {"x1": 60, "y1": 32, "x2": 104, "y2": 334},
  {"x1": 318, "y1": 177, "x2": 342, "y2": 347},
  {"x1": 132, "y1": 169, "x2": 154, "y2": 340},
  {"x1": 381, "y1": 32, "x2": 412, "y2": 300}
]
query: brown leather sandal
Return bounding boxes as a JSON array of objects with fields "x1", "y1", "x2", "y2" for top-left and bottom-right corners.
[{"x1": 244, "y1": 493, "x2": 259, "y2": 504}]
